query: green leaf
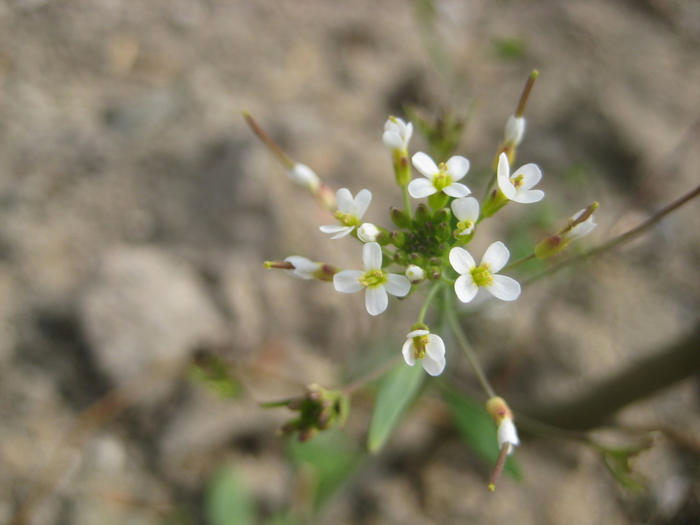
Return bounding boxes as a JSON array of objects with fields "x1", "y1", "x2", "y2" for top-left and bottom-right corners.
[
  {"x1": 287, "y1": 429, "x2": 362, "y2": 511},
  {"x1": 442, "y1": 388, "x2": 522, "y2": 480},
  {"x1": 367, "y1": 362, "x2": 425, "y2": 453},
  {"x1": 205, "y1": 465, "x2": 255, "y2": 525}
]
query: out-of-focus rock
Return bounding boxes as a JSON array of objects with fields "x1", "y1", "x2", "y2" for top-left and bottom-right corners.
[{"x1": 79, "y1": 246, "x2": 229, "y2": 398}]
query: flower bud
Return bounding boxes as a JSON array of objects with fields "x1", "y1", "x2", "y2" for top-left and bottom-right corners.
[
  {"x1": 405, "y1": 265, "x2": 426, "y2": 284},
  {"x1": 390, "y1": 230, "x2": 406, "y2": 248},
  {"x1": 357, "y1": 222, "x2": 381, "y2": 243},
  {"x1": 390, "y1": 207, "x2": 412, "y2": 228}
]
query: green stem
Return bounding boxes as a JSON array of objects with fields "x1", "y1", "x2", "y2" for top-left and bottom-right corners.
[
  {"x1": 402, "y1": 185, "x2": 413, "y2": 220},
  {"x1": 417, "y1": 282, "x2": 444, "y2": 324},
  {"x1": 445, "y1": 293, "x2": 496, "y2": 398},
  {"x1": 525, "y1": 180, "x2": 700, "y2": 286},
  {"x1": 502, "y1": 252, "x2": 536, "y2": 273}
]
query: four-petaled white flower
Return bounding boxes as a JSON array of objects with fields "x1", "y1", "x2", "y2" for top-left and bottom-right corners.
[
  {"x1": 288, "y1": 163, "x2": 321, "y2": 191},
  {"x1": 496, "y1": 152, "x2": 544, "y2": 204},
  {"x1": 333, "y1": 242, "x2": 411, "y2": 316},
  {"x1": 402, "y1": 329, "x2": 446, "y2": 376},
  {"x1": 449, "y1": 242, "x2": 521, "y2": 303},
  {"x1": 357, "y1": 222, "x2": 380, "y2": 243},
  {"x1": 383, "y1": 117, "x2": 413, "y2": 152},
  {"x1": 451, "y1": 197, "x2": 480, "y2": 236},
  {"x1": 409, "y1": 152, "x2": 471, "y2": 199},
  {"x1": 320, "y1": 188, "x2": 372, "y2": 239},
  {"x1": 284, "y1": 256, "x2": 321, "y2": 280}
]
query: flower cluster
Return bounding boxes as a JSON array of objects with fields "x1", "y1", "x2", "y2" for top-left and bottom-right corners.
[{"x1": 255, "y1": 73, "x2": 598, "y2": 479}]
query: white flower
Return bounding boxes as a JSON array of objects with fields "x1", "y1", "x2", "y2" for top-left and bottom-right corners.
[
  {"x1": 405, "y1": 264, "x2": 426, "y2": 284},
  {"x1": 320, "y1": 188, "x2": 372, "y2": 239},
  {"x1": 383, "y1": 117, "x2": 413, "y2": 152},
  {"x1": 497, "y1": 418, "x2": 520, "y2": 455},
  {"x1": 451, "y1": 197, "x2": 479, "y2": 236},
  {"x1": 504, "y1": 115, "x2": 526, "y2": 146},
  {"x1": 565, "y1": 208, "x2": 597, "y2": 241},
  {"x1": 449, "y1": 242, "x2": 521, "y2": 303},
  {"x1": 408, "y1": 152, "x2": 471, "y2": 199},
  {"x1": 402, "y1": 329, "x2": 446, "y2": 376},
  {"x1": 288, "y1": 163, "x2": 321, "y2": 191},
  {"x1": 333, "y1": 242, "x2": 410, "y2": 316},
  {"x1": 496, "y1": 152, "x2": 544, "y2": 204},
  {"x1": 357, "y1": 222, "x2": 380, "y2": 243},
  {"x1": 284, "y1": 256, "x2": 320, "y2": 280}
]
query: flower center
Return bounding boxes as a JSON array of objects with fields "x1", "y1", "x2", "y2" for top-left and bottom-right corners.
[
  {"x1": 470, "y1": 264, "x2": 494, "y2": 287},
  {"x1": 433, "y1": 163, "x2": 453, "y2": 191},
  {"x1": 412, "y1": 335, "x2": 429, "y2": 360},
  {"x1": 510, "y1": 174, "x2": 524, "y2": 189},
  {"x1": 456, "y1": 220, "x2": 474, "y2": 234},
  {"x1": 360, "y1": 269, "x2": 387, "y2": 288},
  {"x1": 334, "y1": 210, "x2": 360, "y2": 227}
]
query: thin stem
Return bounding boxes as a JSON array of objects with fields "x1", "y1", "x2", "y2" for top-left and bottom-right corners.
[
  {"x1": 501, "y1": 252, "x2": 536, "y2": 273},
  {"x1": 516, "y1": 70, "x2": 538, "y2": 118},
  {"x1": 341, "y1": 356, "x2": 402, "y2": 395},
  {"x1": 445, "y1": 294, "x2": 496, "y2": 398},
  {"x1": 488, "y1": 444, "x2": 510, "y2": 492},
  {"x1": 417, "y1": 282, "x2": 443, "y2": 324},
  {"x1": 526, "y1": 181, "x2": 700, "y2": 286},
  {"x1": 402, "y1": 185, "x2": 413, "y2": 220},
  {"x1": 242, "y1": 111, "x2": 295, "y2": 169}
]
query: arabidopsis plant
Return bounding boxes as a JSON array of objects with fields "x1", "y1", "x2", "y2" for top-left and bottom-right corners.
[
  {"x1": 320, "y1": 188, "x2": 372, "y2": 239},
  {"x1": 333, "y1": 242, "x2": 410, "y2": 316}
]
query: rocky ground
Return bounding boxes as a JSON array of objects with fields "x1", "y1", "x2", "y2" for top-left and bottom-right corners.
[{"x1": 1, "y1": 0, "x2": 700, "y2": 524}]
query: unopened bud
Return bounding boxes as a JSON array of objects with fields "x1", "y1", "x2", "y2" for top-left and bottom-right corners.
[{"x1": 405, "y1": 265, "x2": 426, "y2": 284}]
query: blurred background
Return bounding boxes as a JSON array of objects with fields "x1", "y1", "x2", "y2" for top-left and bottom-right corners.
[{"x1": 1, "y1": 0, "x2": 700, "y2": 523}]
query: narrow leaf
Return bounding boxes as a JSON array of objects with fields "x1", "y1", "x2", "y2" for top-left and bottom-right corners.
[
  {"x1": 205, "y1": 465, "x2": 255, "y2": 525},
  {"x1": 367, "y1": 362, "x2": 425, "y2": 453}
]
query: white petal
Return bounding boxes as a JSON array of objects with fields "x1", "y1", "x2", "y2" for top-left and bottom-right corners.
[
  {"x1": 384, "y1": 274, "x2": 411, "y2": 297},
  {"x1": 486, "y1": 275, "x2": 521, "y2": 301},
  {"x1": 335, "y1": 188, "x2": 353, "y2": 213},
  {"x1": 481, "y1": 241, "x2": 510, "y2": 273},
  {"x1": 451, "y1": 197, "x2": 479, "y2": 222},
  {"x1": 504, "y1": 115, "x2": 525, "y2": 145},
  {"x1": 353, "y1": 189, "x2": 372, "y2": 219},
  {"x1": 422, "y1": 353, "x2": 446, "y2": 376},
  {"x1": 365, "y1": 286, "x2": 388, "y2": 316},
  {"x1": 513, "y1": 163, "x2": 541, "y2": 189},
  {"x1": 568, "y1": 219, "x2": 596, "y2": 240},
  {"x1": 443, "y1": 183, "x2": 471, "y2": 198},
  {"x1": 284, "y1": 256, "x2": 319, "y2": 279},
  {"x1": 449, "y1": 247, "x2": 476, "y2": 274},
  {"x1": 445, "y1": 156, "x2": 470, "y2": 180},
  {"x1": 403, "y1": 122, "x2": 413, "y2": 143},
  {"x1": 402, "y1": 339, "x2": 416, "y2": 366},
  {"x1": 333, "y1": 270, "x2": 364, "y2": 293},
  {"x1": 289, "y1": 163, "x2": 320, "y2": 189},
  {"x1": 406, "y1": 329, "x2": 429, "y2": 338},
  {"x1": 412, "y1": 152, "x2": 439, "y2": 179},
  {"x1": 512, "y1": 189, "x2": 544, "y2": 204},
  {"x1": 382, "y1": 131, "x2": 403, "y2": 150},
  {"x1": 362, "y1": 242, "x2": 383, "y2": 272},
  {"x1": 497, "y1": 153, "x2": 516, "y2": 199},
  {"x1": 425, "y1": 334, "x2": 446, "y2": 359},
  {"x1": 498, "y1": 419, "x2": 520, "y2": 450},
  {"x1": 454, "y1": 274, "x2": 479, "y2": 303},
  {"x1": 319, "y1": 224, "x2": 348, "y2": 234},
  {"x1": 408, "y1": 178, "x2": 437, "y2": 198}
]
